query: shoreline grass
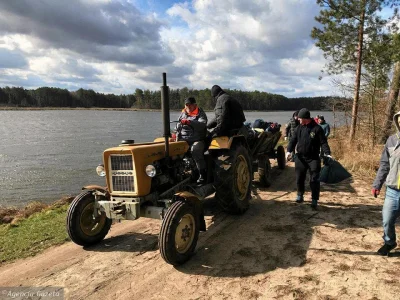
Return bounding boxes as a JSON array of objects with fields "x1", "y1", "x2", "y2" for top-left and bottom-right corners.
[
  {"x1": 0, "y1": 204, "x2": 70, "y2": 263},
  {"x1": 0, "y1": 197, "x2": 73, "y2": 264}
]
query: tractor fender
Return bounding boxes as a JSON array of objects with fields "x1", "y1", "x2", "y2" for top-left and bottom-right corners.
[
  {"x1": 82, "y1": 185, "x2": 110, "y2": 199},
  {"x1": 173, "y1": 191, "x2": 206, "y2": 232},
  {"x1": 209, "y1": 135, "x2": 248, "y2": 150}
]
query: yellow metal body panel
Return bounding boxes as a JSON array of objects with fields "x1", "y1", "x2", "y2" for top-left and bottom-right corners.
[
  {"x1": 209, "y1": 136, "x2": 233, "y2": 149},
  {"x1": 103, "y1": 141, "x2": 189, "y2": 197}
]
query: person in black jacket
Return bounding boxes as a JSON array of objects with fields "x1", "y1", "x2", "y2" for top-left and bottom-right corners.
[
  {"x1": 286, "y1": 108, "x2": 333, "y2": 210},
  {"x1": 207, "y1": 85, "x2": 246, "y2": 137},
  {"x1": 285, "y1": 110, "x2": 299, "y2": 141}
]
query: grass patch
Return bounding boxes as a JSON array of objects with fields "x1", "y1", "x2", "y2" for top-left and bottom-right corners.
[{"x1": 0, "y1": 204, "x2": 71, "y2": 263}]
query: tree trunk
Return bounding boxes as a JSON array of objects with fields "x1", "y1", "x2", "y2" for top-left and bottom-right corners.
[
  {"x1": 371, "y1": 78, "x2": 376, "y2": 147},
  {"x1": 349, "y1": 1, "x2": 366, "y2": 142},
  {"x1": 380, "y1": 61, "x2": 400, "y2": 144}
]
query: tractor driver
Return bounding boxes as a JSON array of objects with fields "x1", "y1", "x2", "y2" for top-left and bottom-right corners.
[{"x1": 177, "y1": 97, "x2": 208, "y2": 184}]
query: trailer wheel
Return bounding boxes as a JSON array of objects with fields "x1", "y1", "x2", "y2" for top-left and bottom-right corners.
[
  {"x1": 277, "y1": 145, "x2": 286, "y2": 169},
  {"x1": 258, "y1": 155, "x2": 272, "y2": 187},
  {"x1": 159, "y1": 201, "x2": 199, "y2": 265},
  {"x1": 215, "y1": 144, "x2": 252, "y2": 214},
  {"x1": 67, "y1": 190, "x2": 112, "y2": 246}
]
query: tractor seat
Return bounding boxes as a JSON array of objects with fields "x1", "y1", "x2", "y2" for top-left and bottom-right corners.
[{"x1": 228, "y1": 125, "x2": 249, "y2": 138}]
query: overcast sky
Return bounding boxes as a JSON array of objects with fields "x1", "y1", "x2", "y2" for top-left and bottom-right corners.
[{"x1": 0, "y1": 0, "x2": 340, "y2": 97}]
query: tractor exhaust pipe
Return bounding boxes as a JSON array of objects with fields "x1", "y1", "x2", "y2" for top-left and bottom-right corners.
[{"x1": 161, "y1": 72, "x2": 170, "y2": 158}]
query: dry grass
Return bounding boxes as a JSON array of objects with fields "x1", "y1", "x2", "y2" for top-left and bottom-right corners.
[
  {"x1": 336, "y1": 263, "x2": 351, "y2": 271},
  {"x1": 329, "y1": 127, "x2": 382, "y2": 180},
  {"x1": 298, "y1": 274, "x2": 320, "y2": 285},
  {"x1": 0, "y1": 196, "x2": 74, "y2": 225}
]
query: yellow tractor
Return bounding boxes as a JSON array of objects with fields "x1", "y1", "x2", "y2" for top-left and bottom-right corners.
[{"x1": 67, "y1": 73, "x2": 284, "y2": 265}]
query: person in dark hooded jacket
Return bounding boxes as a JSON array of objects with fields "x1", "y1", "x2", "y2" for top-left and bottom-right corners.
[
  {"x1": 285, "y1": 110, "x2": 299, "y2": 141},
  {"x1": 286, "y1": 108, "x2": 332, "y2": 210},
  {"x1": 207, "y1": 85, "x2": 246, "y2": 137}
]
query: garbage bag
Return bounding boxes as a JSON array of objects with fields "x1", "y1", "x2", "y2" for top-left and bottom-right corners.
[
  {"x1": 253, "y1": 119, "x2": 266, "y2": 130},
  {"x1": 320, "y1": 159, "x2": 352, "y2": 184}
]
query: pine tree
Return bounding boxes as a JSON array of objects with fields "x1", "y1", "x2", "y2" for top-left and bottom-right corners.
[{"x1": 311, "y1": 0, "x2": 399, "y2": 142}]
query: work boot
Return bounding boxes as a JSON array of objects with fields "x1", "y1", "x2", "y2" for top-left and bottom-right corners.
[
  {"x1": 295, "y1": 194, "x2": 304, "y2": 203},
  {"x1": 197, "y1": 169, "x2": 207, "y2": 185},
  {"x1": 377, "y1": 243, "x2": 397, "y2": 256},
  {"x1": 311, "y1": 199, "x2": 318, "y2": 210}
]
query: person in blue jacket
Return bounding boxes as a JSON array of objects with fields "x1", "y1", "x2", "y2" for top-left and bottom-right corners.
[{"x1": 318, "y1": 116, "x2": 330, "y2": 138}]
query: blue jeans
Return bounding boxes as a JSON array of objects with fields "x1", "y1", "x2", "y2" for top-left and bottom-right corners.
[{"x1": 382, "y1": 187, "x2": 400, "y2": 245}]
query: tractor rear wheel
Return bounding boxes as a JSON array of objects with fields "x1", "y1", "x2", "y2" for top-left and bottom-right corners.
[
  {"x1": 214, "y1": 144, "x2": 252, "y2": 214},
  {"x1": 277, "y1": 145, "x2": 286, "y2": 169},
  {"x1": 67, "y1": 190, "x2": 112, "y2": 246},
  {"x1": 159, "y1": 200, "x2": 199, "y2": 265},
  {"x1": 258, "y1": 155, "x2": 272, "y2": 187}
]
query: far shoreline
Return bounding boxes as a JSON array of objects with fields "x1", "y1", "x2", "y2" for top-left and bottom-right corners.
[{"x1": 0, "y1": 106, "x2": 333, "y2": 112}]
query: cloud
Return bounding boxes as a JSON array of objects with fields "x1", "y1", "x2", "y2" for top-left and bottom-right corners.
[
  {"x1": 163, "y1": 0, "x2": 329, "y2": 96},
  {"x1": 0, "y1": 70, "x2": 48, "y2": 88},
  {"x1": 0, "y1": 0, "x2": 336, "y2": 97},
  {"x1": 0, "y1": 0, "x2": 173, "y2": 65},
  {"x1": 0, "y1": 48, "x2": 27, "y2": 68}
]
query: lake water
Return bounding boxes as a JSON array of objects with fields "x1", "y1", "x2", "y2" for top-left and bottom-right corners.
[{"x1": 0, "y1": 110, "x2": 341, "y2": 207}]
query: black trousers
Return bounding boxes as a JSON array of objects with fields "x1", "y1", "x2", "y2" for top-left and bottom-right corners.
[{"x1": 294, "y1": 155, "x2": 321, "y2": 200}]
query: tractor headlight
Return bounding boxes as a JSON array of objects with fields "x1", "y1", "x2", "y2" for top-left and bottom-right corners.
[
  {"x1": 145, "y1": 165, "x2": 156, "y2": 177},
  {"x1": 96, "y1": 164, "x2": 106, "y2": 177}
]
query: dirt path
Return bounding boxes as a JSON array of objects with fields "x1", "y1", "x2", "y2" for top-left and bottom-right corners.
[{"x1": 1, "y1": 162, "x2": 399, "y2": 300}]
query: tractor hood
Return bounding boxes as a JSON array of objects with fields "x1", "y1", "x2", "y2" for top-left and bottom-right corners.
[{"x1": 103, "y1": 141, "x2": 189, "y2": 196}]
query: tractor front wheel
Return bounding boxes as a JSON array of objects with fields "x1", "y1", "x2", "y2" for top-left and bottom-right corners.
[
  {"x1": 159, "y1": 201, "x2": 199, "y2": 265},
  {"x1": 66, "y1": 190, "x2": 112, "y2": 246}
]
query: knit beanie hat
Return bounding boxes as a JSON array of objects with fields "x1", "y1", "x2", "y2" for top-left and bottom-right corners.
[
  {"x1": 185, "y1": 97, "x2": 196, "y2": 104},
  {"x1": 298, "y1": 108, "x2": 311, "y2": 119}
]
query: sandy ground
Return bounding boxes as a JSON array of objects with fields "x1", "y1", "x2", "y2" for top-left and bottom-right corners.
[{"x1": 0, "y1": 161, "x2": 399, "y2": 300}]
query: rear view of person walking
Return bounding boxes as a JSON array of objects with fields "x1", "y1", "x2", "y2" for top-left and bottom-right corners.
[
  {"x1": 371, "y1": 111, "x2": 400, "y2": 255},
  {"x1": 286, "y1": 108, "x2": 332, "y2": 210}
]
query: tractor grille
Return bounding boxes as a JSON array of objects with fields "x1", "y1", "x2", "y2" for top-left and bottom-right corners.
[{"x1": 110, "y1": 155, "x2": 135, "y2": 192}]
